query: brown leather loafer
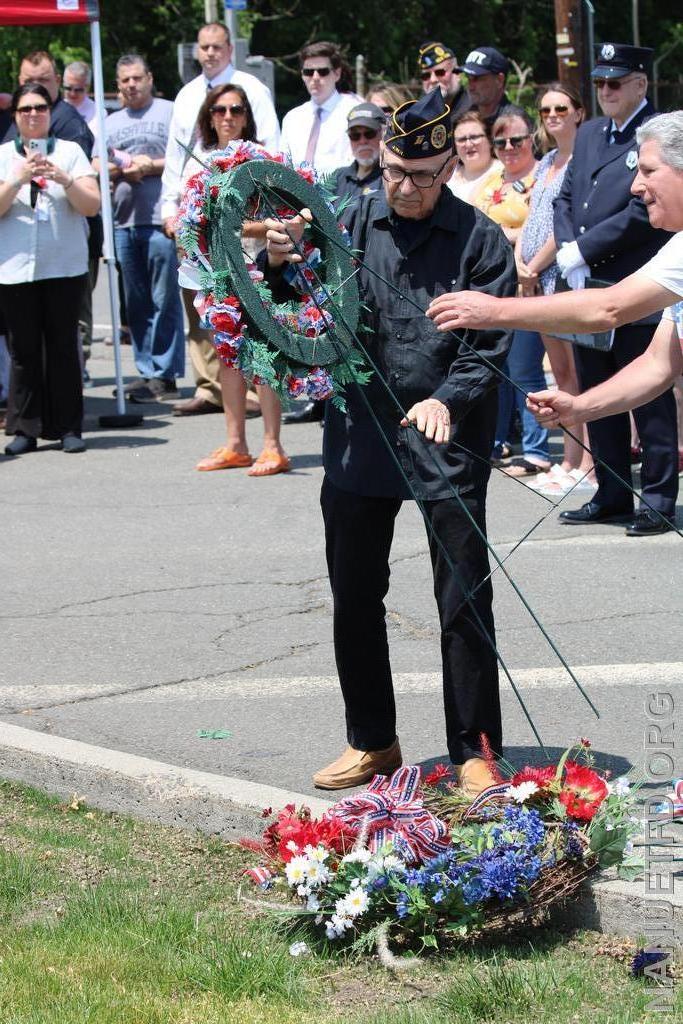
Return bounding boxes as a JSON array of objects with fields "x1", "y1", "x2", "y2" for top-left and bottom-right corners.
[
  {"x1": 313, "y1": 738, "x2": 402, "y2": 790},
  {"x1": 172, "y1": 396, "x2": 223, "y2": 417},
  {"x1": 455, "y1": 757, "x2": 499, "y2": 797}
]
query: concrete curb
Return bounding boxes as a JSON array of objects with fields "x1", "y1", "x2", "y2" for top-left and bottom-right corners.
[{"x1": 1, "y1": 722, "x2": 680, "y2": 944}]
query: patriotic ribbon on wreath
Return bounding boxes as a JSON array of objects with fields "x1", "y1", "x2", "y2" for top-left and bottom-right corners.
[
  {"x1": 463, "y1": 781, "x2": 511, "y2": 820},
  {"x1": 244, "y1": 865, "x2": 275, "y2": 887},
  {"x1": 326, "y1": 765, "x2": 450, "y2": 862}
]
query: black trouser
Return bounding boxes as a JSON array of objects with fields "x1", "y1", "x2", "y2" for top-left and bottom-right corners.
[
  {"x1": 0, "y1": 275, "x2": 86, "y2": 440},
  {"x1": 574, "y1": 324, "x2": 679, "y2": 515},
  {"x1": 320, "y1": 476, "x2": 502, "y2": 764}
]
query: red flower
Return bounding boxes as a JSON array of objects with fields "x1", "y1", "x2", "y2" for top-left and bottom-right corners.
[
  {"x1": 424, "y1": 763, "x2": 452, "y2": 787},
  {"x1": 558, "y1": 761, "x2": 608, "y2": 821},
  {"x1": 510, "y1": 765, "x2": 555, "y2": 791},
  {"x1": 261, "y1": 804, "x2": 357, "y2": 862},
  {"x1": 491, "y1": 188, "x2": 504, "y2": 205}
]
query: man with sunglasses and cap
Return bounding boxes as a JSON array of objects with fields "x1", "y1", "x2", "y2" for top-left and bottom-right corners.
[
  {"x1": 264, "y1": 89, "x2": 516, "y2": 794},
  {"x1": 551, "y1": 43, "x2": 677, "y2": 536},
  {"x1": 418, "y1": 42, "x2": 471, "y2": 125},
  {"x1": 460, "y1": 47, "x2": 511, "y2": 132}
]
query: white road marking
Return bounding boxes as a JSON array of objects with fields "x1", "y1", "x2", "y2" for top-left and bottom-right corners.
[{"x1": 1, "y1": 662, "x2": 680, "y2": 710}]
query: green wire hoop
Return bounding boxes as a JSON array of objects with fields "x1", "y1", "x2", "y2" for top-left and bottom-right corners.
[{"x1": 207, "y1": 159, "x2": 359, "y2": 368}]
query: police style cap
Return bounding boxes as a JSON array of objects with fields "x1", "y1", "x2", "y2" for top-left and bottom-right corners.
[
  {"x1": 384, "y1": 87, "x2": 453, "y2": 158},
  {"x1": 592, "y1": 43, "x2": 653, "y2": 79},
  {"x1": 418, "y1": 41, "x2": 459, "y2": 71},
  {"x1": 461, "y1": 46, "x2": 510, "y2": 77},
  {"x1": 347, "y1": 102, "x2": 386, "y2": 131}
]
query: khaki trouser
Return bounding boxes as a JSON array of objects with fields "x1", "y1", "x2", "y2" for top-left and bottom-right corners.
[{"x1": 181, "y1": 286, "x2": 222, "y2": 408}]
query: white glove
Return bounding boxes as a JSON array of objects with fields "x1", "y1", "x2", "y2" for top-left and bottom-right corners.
[
  {"x1": 556, "y1": 240, "x2": 589, "y2": 278},
  {"x1": 566, "y1": 265, "x2": 588, "y2": 291}
]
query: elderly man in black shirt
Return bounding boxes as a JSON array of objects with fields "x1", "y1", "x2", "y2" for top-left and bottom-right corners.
[{"x1": 265, "y1": 90, "x2": 516, "y2": 794}]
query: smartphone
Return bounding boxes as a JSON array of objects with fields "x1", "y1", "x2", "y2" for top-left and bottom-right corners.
[{"x1": 27, "y1": 138, "x2": 48, "y2": 157}]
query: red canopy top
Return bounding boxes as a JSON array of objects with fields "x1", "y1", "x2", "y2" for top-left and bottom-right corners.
[{"x1": 0, "y1": 0, "x2": 99, "y2": 24}]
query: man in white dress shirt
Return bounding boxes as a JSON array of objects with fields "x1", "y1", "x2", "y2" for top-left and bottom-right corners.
[
  {"x1": 161, "y1": 20, "x2": 280, "y2": 416},
  {"x1": 280, "y1": 41, "x2": 359, "y2": 175},
  {"x1": 63, "y1": 61, "x2": 97, "y2": 134}
]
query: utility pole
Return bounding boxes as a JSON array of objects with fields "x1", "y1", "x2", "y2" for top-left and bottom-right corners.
[
  {"x1": 204, "y1": 0, "x2": 218, "y2": 21},
  {"x1": 554, "y1": 0, "x2": 592, "y2": 110}
]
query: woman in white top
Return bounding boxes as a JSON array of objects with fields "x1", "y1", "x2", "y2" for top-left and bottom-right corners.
[
  {"x1": 0, "y1": 84, "x2": 99, "y2": 456},
  {"x1": 188, "y1": 84, "x2": 290, "y2": 477},
  {"x1": 447, "y1": 111, "x2": 501, "y2": 203}
]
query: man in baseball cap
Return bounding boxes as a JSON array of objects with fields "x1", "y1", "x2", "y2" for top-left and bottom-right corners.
[
  {"x1": 331, "y1": 101, "x2": 385, "y2": 203},
  {"x1": 460, "y1": 46, "x2": 510, "y2": 130},
  {"x1": 417, "y1": 41, "x2": 470, "y2": 124}
]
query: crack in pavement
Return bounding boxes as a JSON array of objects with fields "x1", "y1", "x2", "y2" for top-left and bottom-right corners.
[
  {"x1": 209, "y1": 602, "x2": 328, "y2": 650},
  {"x1": 497, "y1": 605, "x2": 681, "y2": 634}
]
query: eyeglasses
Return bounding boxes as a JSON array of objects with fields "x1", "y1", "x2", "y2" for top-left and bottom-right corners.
[
  {"x1": 348, "y1": 128, "x2": 378, "y2": 141},
  {"x1": 302, "y1": 67, "x2": 332, "y2": 78},
  {"x1": 420, "y1": 67, "x2": 450, "y2": 81},
  {"x1": 593, "y1": 75, "x2": 638, "y2": 91},
  {"x1": 16, "y1": 103, "x2": 49, "y2": 115},
  {"x1": 63, "y1": 85, "x2": 85, "y2": 94},
  {"x1": 455, "y1": 132, "x2": 486, "y2": 146},
  {"x1": 539, "y1": 104, "x2": 569, "y2": 117},
  {"x1": 380, "y1": 153, "x2": 452, "y2": 188},
  {"x1": 492, "y1": 134, "x2": 530, "y2": 150},
  {"x1": 210, "y1": 103, "x2": 245, "y2": 116}
]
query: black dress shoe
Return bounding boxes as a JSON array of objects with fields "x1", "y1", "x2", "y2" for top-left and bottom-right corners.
[
  {"x1": 284, "y1": 399, "x2": 324, "y2": 424},
  {"x1": 625, "y1": 510, "x2": 675, "y2": 537},
  {"x1": 4, "y1": 434, "x2": 37, "y2": 456},
  {"x1": 62, "y1": 433, "x2": 86, "y2": 454},
  {"x1": 559, "y1": 501, "x2": 632, "y2": 525}
]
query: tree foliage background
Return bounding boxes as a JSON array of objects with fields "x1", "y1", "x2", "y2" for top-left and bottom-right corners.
[{"x1": 0, "y1": 0, "x2": 680, "y2": 113}]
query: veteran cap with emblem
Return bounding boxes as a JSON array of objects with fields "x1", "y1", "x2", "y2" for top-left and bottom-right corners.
[
  {"x1": 384, "y1": 88, "x2": 453, "y2": 159},
  {"x1": 460, "y1": 46, "x2": 510, "y2": 77},
  {"x1": 347, "y1": 102, "x2": 386, "y2": 132},
  {"x1": 418, "y1": 41, "x2": 460, "y2": 72},
  {"x1": 591, "y1": 42, "x2": 654, "y2": 79}
]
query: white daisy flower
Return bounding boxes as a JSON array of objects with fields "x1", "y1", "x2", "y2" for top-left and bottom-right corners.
[
  {"x1": 305, "y1": 861, "x2": 330, "y2": 885},
  {"x1": 304, "y1": 844, "x2": 329, "y2": 862},
  {"x1": 289, "y1": 941, "x2": 309, "y2": 957},
  {"x1": 341, "y1": 848, "x2": 372, "y2": 865},
  {"x1": 285, "y1": 855, "x2": 309, "y2": 887},
  {"x1": 342, "y1": 888, "x2": 370, "y2": 918},
  {"x1": 306, "y1": 894, "x2": 321, "y2": 912},
  {"x1": 507, "y1": 781, "x2": 539, "y2": 804},
  {"x1": 609, "y1": 777, "x2": 631, "y2": 797}
]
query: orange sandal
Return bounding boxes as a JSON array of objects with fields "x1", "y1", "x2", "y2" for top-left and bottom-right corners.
[
  {"x1": 247, "y1": 449, "x2": 291, "y2": 477},
  {"x1": 196, "y1": 447, "x2": 253, "y2": 471}
]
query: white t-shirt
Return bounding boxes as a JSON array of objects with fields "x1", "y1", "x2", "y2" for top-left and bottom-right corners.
[
  {"x1": 160, "y1": 65, "x2": 280, "y2": 222},
  {"x1": 0, "y1": 138, "x2": 96, "y2": 283},
  {"x1": 637, "y1": 230, "x2": 683, "y2": 342},
  {"x1": 280, "y1": 91, "x2": 360, "y2": 174}
]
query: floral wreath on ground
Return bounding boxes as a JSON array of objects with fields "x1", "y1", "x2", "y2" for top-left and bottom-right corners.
[
  {"x1": 176, "y1": 140, "x2": 370, "y2": 409},
  {"x1": 242, "y1": 739, "x2": 644, "y2": 963}
]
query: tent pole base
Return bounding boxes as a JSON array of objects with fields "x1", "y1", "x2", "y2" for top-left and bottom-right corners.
[{"x1": 98, "y1": 414, "x2": 144, "y2": 429}]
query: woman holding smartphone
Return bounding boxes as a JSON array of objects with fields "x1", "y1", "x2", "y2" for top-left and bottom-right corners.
[{"x1": 0, "y1": 83, "x2": 100, "y2": 456}]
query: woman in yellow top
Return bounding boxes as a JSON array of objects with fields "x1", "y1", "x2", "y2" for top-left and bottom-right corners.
[
  {"x1": 473, "y1": 105, "x2": 551, "y2": 474},
  {"x1": 473, "y1": 105, "x2": 537, "y2": 244}
]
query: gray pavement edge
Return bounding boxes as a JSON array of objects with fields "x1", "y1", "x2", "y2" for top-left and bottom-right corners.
[{"x1": 1, "y1": 721, "x2": 680, "y2": 946}]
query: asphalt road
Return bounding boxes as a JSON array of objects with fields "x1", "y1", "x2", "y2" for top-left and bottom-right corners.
[{"x1": 1, "y1": 278, "x2": 681, "y2": 799}]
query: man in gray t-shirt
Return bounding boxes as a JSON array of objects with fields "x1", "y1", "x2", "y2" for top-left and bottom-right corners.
[{"x1": 94, "y1": 55, "x2": 184, "y2": 399}]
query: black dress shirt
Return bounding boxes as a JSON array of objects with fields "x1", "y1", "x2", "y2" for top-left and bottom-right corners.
[{"x1": 324, "y1": 190, "x2": 516, "y2": 499}]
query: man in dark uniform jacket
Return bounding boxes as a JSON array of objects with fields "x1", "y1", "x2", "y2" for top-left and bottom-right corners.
[
  {"x1": 418, "y1": 42, "x2": 471, "y2": 126},
  {"x1": 265, "y1": 90, "x2": 516, "y2": 793},
  {"x1": 460, "y1": 47, "x2": 511, "y2": 134},
  {"x1": 553, "y1": 43, "x2": 678, "y2": 535}
]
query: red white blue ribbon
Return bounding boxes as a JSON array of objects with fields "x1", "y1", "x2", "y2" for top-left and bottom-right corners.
[
  {"x1": 463, "y1": 782, "x2": 511, "y2": 820},
  {"x1": 244, "y1": 865, "x2": 275, "y2": 886},
  {"x1": 326, "y1": 765, "x2": 450, "y2": 862}
]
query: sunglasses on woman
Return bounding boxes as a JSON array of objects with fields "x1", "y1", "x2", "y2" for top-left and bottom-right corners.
[
  {"x1": 210, "y1": 103, "x2": 245, "y2": 116},
  {"x1": 302, "y1": 67, "x2": 332, "y2": 78},
  {"x1": 420, "y1": 67, "x2": 451, "y2": 81},
  {"x1": 492, "y1": 134, "x2": 530, "y2": 150},
  {"x1": 16, "y1": 103, "x2": 49, "y2": 115},
  {"x1": 348, "y1": 128, "x2": 378, "y2": 142},
  {"x1": 539, "y1": 104, "x2": 569, "y2": 117}
]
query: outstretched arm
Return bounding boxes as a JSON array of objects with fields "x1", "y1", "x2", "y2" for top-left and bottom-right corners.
[
  {"x1": 426, "y1": 272, "x2": 679, "y2": 335},
  {"x1": 526, "y1": 318, "x2": 682, "y2": 426}
]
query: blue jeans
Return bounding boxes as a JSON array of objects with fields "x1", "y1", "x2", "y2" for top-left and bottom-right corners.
[
  {"x1": 114, "y1": 226, "x2": 185, "y2": 380},
  {"x1": 495, "y1": 330, "x2": 549, "y2": 463}
]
